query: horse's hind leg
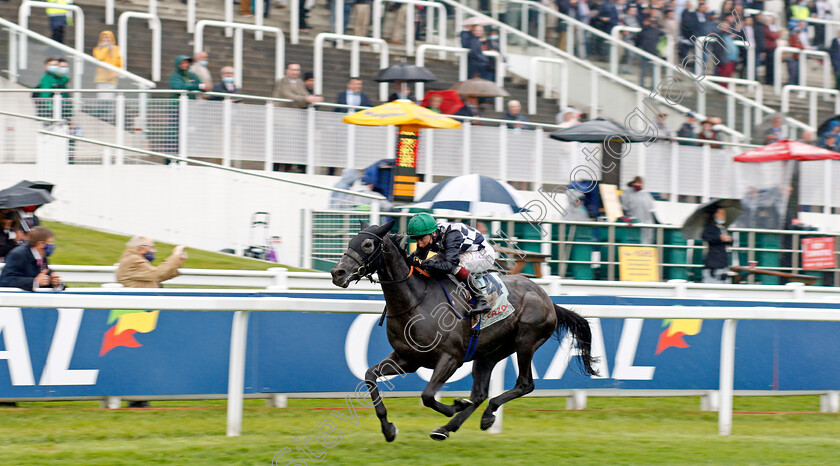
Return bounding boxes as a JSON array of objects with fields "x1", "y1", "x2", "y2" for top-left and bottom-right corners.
[
  {"x1": 480, "y1": 345, "x2": 540, "y2": 431},
  {"x1": 365, "y1": 352, "x2": 417, "y2": 442},
  {"x1": 430, "y1": 357, "x2": 495, "y2": 441}
]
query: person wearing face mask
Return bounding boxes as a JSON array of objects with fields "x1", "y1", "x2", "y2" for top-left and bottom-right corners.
[
  {"x1": 0, "y1": 226, "x2": 64, "y2": 291},
  {"x1": 34, "y1": 57, "x2": 71, "y2": 121},
  {"x1": 0, "y1": 211, "x2": 20, "y2": 262},
  {"x1": 702, "y1": 207, "x2": 733, "y2": 283},
  {"x1": 190, "y1": 51, "x2": 213, "y2": 100},
  {"x1": 620, "y1": 176, "x2": 658, "y2": 244},
  {"x1": 116, "y1": 236, "x2": 188, "y2": 288},
  {"x1": 209, "y1": 66, "x2": 241, "y2": 101}
]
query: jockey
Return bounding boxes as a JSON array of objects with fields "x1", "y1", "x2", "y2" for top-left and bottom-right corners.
[{"x1": 406, "y1": 213, "x2": 496, "y2": 315}]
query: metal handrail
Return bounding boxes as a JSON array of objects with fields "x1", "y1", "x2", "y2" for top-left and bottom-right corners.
[
  {"x1": 445, "y1": 0, "x2": 754, "y2": 141},
  {"x1": 18, "y1": 0, "x2": 84, "y2": 72},
  {"x1": 693, "y1": 36, "x2": 756, "y2": 82},
  {"x1": 118, "y1": 11, "x2": 162, "y2": 82},
  {"x1": 414, "y1": 44, "x2": 468, "y2": 99},
  {"x1": 773, "y1": 46, "x2": 831, "y2": 96},
  {"x1": 0, "y1": 16, "x2": 155, "y2": 89},
  {"x1": 483, "y1": 0, "x2": 813, "y2": 136},
  {"x1": 704, "y1": 76, "x2": 763, "y2": 140},
  {"x1": 780, "y1": 84, "x2": 840, "y2": 129},
  {"x1": 528, "y1": 57, "x2": 567, "y2": 115},
  {"x1": 610, "y1": 25, "x2": 641, "y2": 75},
  {"x1": 372, "y1": 0, "x2": 446, "y2": 57},
  {"x1": 39, "y1": 130, "x2": 386, "y2": 200},
  {"x1": 800, "y1": 16, "x2": 840, "y2": 48},
  {"x1": 194, "y1": 20, "x2": 285, "y2": 89},
  {"x1": 313, "y1": 33, "x2": 390, "y2": 102}
]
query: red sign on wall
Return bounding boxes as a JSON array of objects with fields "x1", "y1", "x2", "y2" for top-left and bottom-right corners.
[{"x1": 801, "y1": 237, "x2": 836, "y2": 270}]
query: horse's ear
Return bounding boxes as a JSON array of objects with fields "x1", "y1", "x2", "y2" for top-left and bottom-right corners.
[
  {"x1": 373, "y1": 220, "x2": 395, "y2": 237},
  {"x1": 359, "y1": 219, "x2": 370, "y2": 230}
]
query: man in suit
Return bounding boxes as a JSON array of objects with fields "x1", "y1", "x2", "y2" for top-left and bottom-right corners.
[
  {"x1": 272, "y1": 63, "x2": 323, "y2": 108},
  {"x1": 209, "y1": 66, "x2": 241, "y2": 101},
  {"x1": 0, "y1": 226, "x2": 64, "y2": 291},
  {"x1": 334, "y1": 77, "x2": 372, "y2": 112}
]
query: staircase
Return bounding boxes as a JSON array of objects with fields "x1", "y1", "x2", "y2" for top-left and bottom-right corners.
[{"x1": 0, "y1": 1, "x2": 562, "y2": 123}]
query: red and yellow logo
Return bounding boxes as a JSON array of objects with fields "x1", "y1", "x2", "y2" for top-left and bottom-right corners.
[
  {"x1": 655, "y1": 319, "x2": 702, "y2": 355},
  {"x1": 99, "y1": 310, "x2": 160, "y2": 356}
]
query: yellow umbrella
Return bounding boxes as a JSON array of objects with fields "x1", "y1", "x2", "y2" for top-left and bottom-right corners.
[
  {"x1": 343, "y1": 99, "x2": 461, "y2": 130},
  {"x1": 343, "y1": 100, "x2": 461, "y2": 204}
]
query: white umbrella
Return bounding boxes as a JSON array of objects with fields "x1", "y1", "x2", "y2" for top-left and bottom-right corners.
[{"x1": 405, "y1": 174, "x2": 528, "y2": 215}]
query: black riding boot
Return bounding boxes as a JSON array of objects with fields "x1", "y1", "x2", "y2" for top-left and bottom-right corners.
[{"x1": 465, "y1": 273, "x2": 492, "y2": 316}]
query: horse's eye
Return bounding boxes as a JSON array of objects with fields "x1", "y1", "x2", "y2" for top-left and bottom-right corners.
[{"x1": 361, "y1": 238, "x2": 375, "y2": 254}]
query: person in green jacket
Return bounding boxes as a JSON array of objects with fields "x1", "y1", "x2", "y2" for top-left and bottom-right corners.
[
  {"x1": 35, "y1": 57, "x2": 71, "y2": 121},
  {"x1": 166, "y1": 55, "x2": 206, "y2": 156}
]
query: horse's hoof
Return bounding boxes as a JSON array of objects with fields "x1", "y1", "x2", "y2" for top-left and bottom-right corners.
[
  {"x1": 429, "y1": 427, "x2": 450, "y2": 441},
  {"x1": 383, "y1": 423, "x2": 398, "y2": 442},
  {"x1": 480, "y1": 414, "x2": 496, "y2": 431},
  {"x1": 453, "y1": 398, "x2": 474, "y2": 412}
]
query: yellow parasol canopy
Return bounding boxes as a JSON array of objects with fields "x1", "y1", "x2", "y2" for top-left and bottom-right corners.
[{"x1": 343, "y1": 99, "x2": 461, "y2": 129}]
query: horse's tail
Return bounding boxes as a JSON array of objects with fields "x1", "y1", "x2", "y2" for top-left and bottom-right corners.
[{"x1": 553, "y1": 304, "x2": 599, "y2": 377}]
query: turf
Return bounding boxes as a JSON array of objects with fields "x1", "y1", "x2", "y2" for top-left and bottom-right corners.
[
  {"x1": 39, "y1": 220, "x2": 307, "y2": 271},
  {"x1": 1, "y1": 396, "x2": 838, "y2": 464}
]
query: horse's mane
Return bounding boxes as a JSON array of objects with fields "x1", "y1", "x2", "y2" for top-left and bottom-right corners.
[{"x1": 385, "y1": 233, "x2": 408, "y2": 258}]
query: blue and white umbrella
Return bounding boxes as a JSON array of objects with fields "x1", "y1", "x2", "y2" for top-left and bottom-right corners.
[{"x1": 408, "y1": 174, "x2": 528, "y2": 214}]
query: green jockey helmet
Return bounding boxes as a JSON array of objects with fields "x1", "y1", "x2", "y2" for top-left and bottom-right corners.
[{"x1": 407, "y1": 213, "x2": 438, "y2": 238}]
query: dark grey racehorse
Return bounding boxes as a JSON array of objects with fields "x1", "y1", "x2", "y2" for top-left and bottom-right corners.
[{"x1": 330, "y1": 220, "x2": 598, "y2": 441}]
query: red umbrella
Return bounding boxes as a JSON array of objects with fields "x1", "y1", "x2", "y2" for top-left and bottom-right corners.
[
  {"x1": 420, "y1": 90, "x2": 464, "y2": 115},
  {"x1": 734, "y1": 139, "x2": 840, "y2": 162}
]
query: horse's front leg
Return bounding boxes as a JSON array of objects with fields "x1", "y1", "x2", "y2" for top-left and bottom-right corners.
[
  {"x1": 420, "y1": 353, "x2": 464, "y2": 420},
  {"x1": 365, "y1": 352, "x2": 418, "y2": 442}
]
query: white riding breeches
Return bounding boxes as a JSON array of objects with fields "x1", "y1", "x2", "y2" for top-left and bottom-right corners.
[{"x1": 459, "y1": 248, "x2": 496, "y2": 274}]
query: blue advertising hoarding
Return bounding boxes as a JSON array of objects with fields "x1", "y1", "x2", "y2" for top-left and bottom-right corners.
[{"x1": 1, "y1": 292, "x2": 840, "y2": 398}]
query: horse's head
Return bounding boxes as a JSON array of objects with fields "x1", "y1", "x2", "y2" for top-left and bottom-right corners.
[{"x1": 331, "y1": 219, "x2": 395, "y2": 288}]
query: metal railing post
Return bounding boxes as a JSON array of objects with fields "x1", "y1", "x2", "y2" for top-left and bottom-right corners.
[
  {"x1": 314, "y1": 34, "x2": 389, "y2": 102},
  {"x1": 226, "y1": 310, "x2": 250, "y2": 437},
  {"x1": 188, "y1": 0, "x2": 196, "y2": 33},
  {"x1": 256, "y1": 0, "x2": 264, "y2": 41},
  {"x1": 306, "y1": 106, "x2": 315, "y2": 174},
  {"x1": 234, "y1": 28, "x2": 244, "y2": 88},
  {"x1": 462, "y1": 122, "x2": 471, "y2": 176},
  {"x1": 498, "y1": 125, "x2": 507, "y2": 182},
  {"x1": 178, "y1": 94, "x2": 189, "y2": 158},
  {"x1": 265, "y1": 102, "x2": 274, "y2": 172},
  {"x1": 195, "y1": 20, "x2": 286, "y2": 87},
  {"x1": 406, "y1": 2, "x2": 415, "y2": 56},
  {"x1": 701, "y1": 143, "x2": 711, "y2": 203},
  {"x1": 106, "y1": 0, "x2": 114, "y2": 24},
  {"x1": 718, "y1": 319, "x2": 737, "y2": 436},
  {"x1": 119, "y1": 12, "x2": 162, "y2": 82},
  {"x1": 589, "y1": 68, "x2": 598, "y2": 118},
  {"x1": 534, "y1": 127, "x2": 544, "y2": 190},
  {"x1": 223, "y1": 97, "x2": 233, "y2": 167},
  {"x1": 115, "y1": 94, "x2": 125, "y2": 165},
  {"x1": 225, "y1": 0, "x2": 233, "y2": 36},
  {"x1": 669, "y1": 141, "x2": 679, "y2": 203}
]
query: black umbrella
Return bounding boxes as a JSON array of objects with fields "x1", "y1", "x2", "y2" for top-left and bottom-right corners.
[
  {"x1": 681, "y1": 199, "x2": 742, "y2": 241},
  {"x1": 374, "y1": 63, "x2": 438, "y2": 83},
  {"x1": 0, "y1": 186, "x2": 55, "y2": 209},
  {"x1": 549, "y1": 118, "x2": 649, "y2": 143},
  {"x1": 11, "y1": 180, "x2": 54, "y2": 194}
]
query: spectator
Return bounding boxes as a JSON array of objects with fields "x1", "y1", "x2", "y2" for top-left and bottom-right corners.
[
  {"x1": 329, "y1": 168, "x2": 378, "y2": 209},
  {"x1": 335, "y1": 77, "x2": 372, "y2": 112},
  {"x1": 655, "y1": 112, "x2": 674, "y2": 139},
  {"x1": 330, "y1": 0, "x2": 353, "y2": 34},
  {"x1": 757, "y1": 13, "x2": 780, "y2": 85},
  {"x1": 169, "y1": 55, "x2": 206, "y2": 96},
  {"x1": 298, "y1": 0, "x2": 311, "y2": 33},
  {"x1": 785, "y1": 20, "x2": 813, "y2": 85},
  {"x1": 713, "y1": 26, "x2": 739, "y2": 81},
  {"x1": 241, "y1": 0, "x2": 253, "y2": 16},
  {"x1": 740, "y1": 15, "x2": 763, "y2": 81},
  {"x1": 661, "y1": 9, "x2": 679, "y2": 52},
  {"x1": 635, "y1": 15, "x2": 664, "y2": 87},
  {"x1": 765, "y1": 116, "x2": 784, "y2": 144},
  {"x1": 92, "y1": 31, "x2": 122, "y2": 100},
  {"x1": 34, "y1": 57, "x2": 69, "y2": 120},
  {"x1": 1, "y1": 211, "x2": 20, "y2": 262},
  {"x1": 620, "y1": 176, "x2": 657, "y2": 244},
  {"x1": 504, "y1": 100, "x2": 532, "y2": 130},
  {"x1": 815, "y1": 0, "x2": 832, "y2": 47},
  {"x1": 556, "y1": 106, "x2": 582, "y2": 127},
  {"x1": 167, "y1": 55, "x2": 206, "y2": 155},
  {"x1": 789, "y1": 0, "x2": 810, "y2": 20},
  {"x1": 702, "y1": 207, "x2": 733, "y2": 283},
  {"x1": 353, "y1": 0, "x2": 372, "y2": 38},
  {"x1": 676, "y1": 112, "x2": 700, "y2": 144},
  {"x1": 0, "y1": 226, "x2": 64, "y2": 291},
  {"x1": 697, "y1": 118, "x2": 722, "y2": 148},
  {"x1": 555, "y1": 0, "x2": 571, "y2": 49},
  {"x1": 829, "y1": 30, "x2": 840, "y2": 90},
  {"x1": 619, "y1": 6, "x2": 641, "y2": 74},
  {"x1": 462, "y1": 25, "x2": 490, "y2": 79},
  {"x1": 303, "y1": 72, "x2": 315, "y2": 95},
  {"x1": 272, "y1": 63, "x2": 323, "y2": 108},
  {"x1": 592, "y1": 0, "x2": 620, "y2": 59},
  {"x1": 209, "y1": 66, "x2": 241, "y2": 101},
  {"x1": 388, "y1": 81, "x2": 416, "y2": 102},
  {"x1": 570, "y1": 0, "x2": 592, "y2": 57},
  {"x1": 46, "y1": 0, "x2": 70, "y2": 44},
  {"x1": 679, "y1": 1, "x2": 707, "y2": 59},
  {"x1": 116, "y1": 236, "x2": 187, "y2": 288},
  {"x1": 425, "y1": 93, "x2": 443, "y2": 113},
  {"x1": 190, "y1": 51, "x2": 213, "y2": 99},
  {"x1": 455, "y1": 94, "x2": 482, "y2": 119},
  {"x1": 821, "y1": 133, "x2": 838, "y2": 151}
]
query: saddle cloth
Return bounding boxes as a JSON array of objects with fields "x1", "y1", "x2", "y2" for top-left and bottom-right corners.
[{"x1": 474, "y1": 272, "x2": 516, "y2": 329}]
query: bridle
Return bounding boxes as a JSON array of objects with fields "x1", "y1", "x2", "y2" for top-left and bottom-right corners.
[{"x1": 342, "y1": 231, "x2": 414, "y2": 285}]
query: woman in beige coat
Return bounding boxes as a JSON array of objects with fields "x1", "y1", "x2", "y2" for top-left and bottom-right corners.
[{"x1": 116, "y1": 236, "x2": 187, "y2": 288}]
